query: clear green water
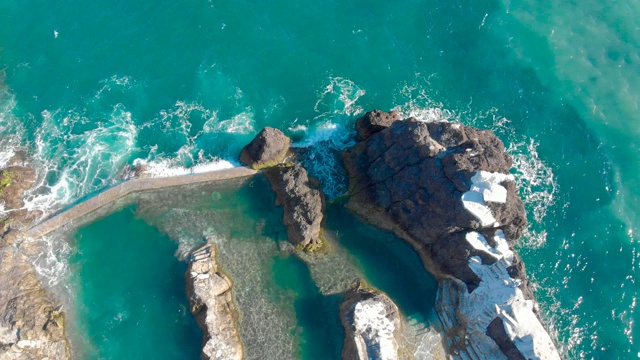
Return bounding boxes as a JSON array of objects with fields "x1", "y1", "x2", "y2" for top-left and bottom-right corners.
[
  {"x1": 2, "y1": 0, "x2": 639, "y2": 358},
  {"x1": 69, "y1": 205, "x2": 202, "y2": 359}
]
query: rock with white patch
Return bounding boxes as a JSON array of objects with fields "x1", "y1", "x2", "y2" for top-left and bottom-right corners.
[
  {"x1": 342, "y1": 113, "x2": 559, "y2": 359},
  {"x1": 340, "y1": 287, "x2": 401, "y2": 360}
]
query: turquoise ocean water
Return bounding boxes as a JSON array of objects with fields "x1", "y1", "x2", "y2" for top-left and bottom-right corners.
[{"x1": 1, "y1": 0, "x2": 639, "y2": 358}]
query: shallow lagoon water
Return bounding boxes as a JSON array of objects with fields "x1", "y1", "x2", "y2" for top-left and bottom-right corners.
[
  {"x1": 69, "y1": 206, "x2": 202, "y2": 359},
  {"x1": 67, "y1": 176, "x2": 439, "y2": 359}
]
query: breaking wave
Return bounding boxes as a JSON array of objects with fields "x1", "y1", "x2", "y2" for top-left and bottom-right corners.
[{"x1": 22, "y1": 104, "x2": 137, "y2": 214}]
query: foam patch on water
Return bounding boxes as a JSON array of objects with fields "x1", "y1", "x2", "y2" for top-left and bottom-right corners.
[
  {"x1": 95, "y1": 75, "x2": 137, "y2": 99},
  {"x1": 205, "y1": 109, "x2": 255, "y2": 134},
  {"x1": 22, "y1": 104, "x2": 137, "y2": 214},
  {"x1": 0, "y1": 78, "x2": 26, "y2": 168},
  {"x1": 290, "y1": 77, "x2": 368, "y2": 199},
  {"x1": 18, "y1": 234, "x2": 72, "y2": 287},
  {"x1": 314, "y1": 77, "x2": 366, "y2": 116},
  {"x1": 392, "y1": 76, "x2": 457, "y2": 123},
  {"x1": 507, "y1": 139, "x2": 557, "y2": 248},
  {"x1": 131, "y1": 157, "x2": 236, "y2": 178}
]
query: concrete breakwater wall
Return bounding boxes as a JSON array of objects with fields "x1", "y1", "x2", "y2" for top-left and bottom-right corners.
[{"x1": 27, "y1": 166, "x2": 258, "y2": 239}]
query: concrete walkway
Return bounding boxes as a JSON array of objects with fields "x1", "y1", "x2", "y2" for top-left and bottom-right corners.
[{"x1": 27, "y1": 166, "x2": 258, "y2": 239}]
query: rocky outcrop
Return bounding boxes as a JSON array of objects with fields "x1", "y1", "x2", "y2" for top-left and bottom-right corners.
[
  {"x1": 240, "y1": 127, "x2": 291, "y2": 170},
  {"x1": 241, "y1": 130, "x2": 325, "y2": 252},
  {"x1": 0, "y1": 157, "x2": 70, "y2": 359},
  {"x1": 264, "y1": 165, "x2": 325, "y2": 251},
  {"x1": 0, "y1": 165, "x2": 38, "y2": 239},
  {"x1": 186, "y1": 244, "x2": 242, "y2": 360},
  {"x1": 355, "y1": 110, "x2": 401, "y2": 141},
  {"x1": 0, "y1": 247, "x2": 68, "y2": 359},
  {"x1": 342, "y1": 111, "x2": 559, "y2": 359},
  {"x1": 340, "y1": 286, "x2": 402, "y2": 360}
]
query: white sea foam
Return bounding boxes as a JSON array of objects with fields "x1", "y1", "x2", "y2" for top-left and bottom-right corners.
[
  {"x1": 19, "y1": 234, "x2": 72, "y2": 287},
  {"x1": 206, "y1": 109, "x2": 255, "y2": 134},
  {"x1": 392, "y1": 76, "x2": 457, "y2": 123},
  {"x1": 0, "y1": 80, "x2": 25, "y2": 168},
  {"x1": 314, "y1": 77, "x2": 366, "y2": 116},
  {"x1": 94, "y1": 75, "x2": 137, "y2": 99},
  {"x1": 289, "y1": 77, "x2": 367, "y2": 199},
  {"x1": 293, "y1": 121, "x2": 355, "y2": 200},
  {"x1": 22, "y1": 104, "x2": 137, "y2": 214},
  {"x1": 0, "y1": 149, "x2": 16, "y2": 169},
  {"x1": 131, "y1": 157, "x2": 236, "y2": 178}
]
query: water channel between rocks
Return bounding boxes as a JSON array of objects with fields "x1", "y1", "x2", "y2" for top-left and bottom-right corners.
[{"x1": 57, "y1": 175, "x2": 439, "y2": 359}]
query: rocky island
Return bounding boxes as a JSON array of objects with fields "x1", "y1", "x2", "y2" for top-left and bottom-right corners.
[
  {"x1": 236, "y1": 109, "x2": 559, "y2": 359},
  {"x1": 342, "y1": 110, "x2": 559, "y2": 359}
]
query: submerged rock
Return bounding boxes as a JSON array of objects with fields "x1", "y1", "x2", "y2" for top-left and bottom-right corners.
[
  {"x1": 240, "y1": 127, "x2": 291, "y2": 170},
  {"x1": 342, "y1": 111, "x2": 559, "y2": 359},
  {"x1": 0, "y1": 158, "x2": 70, "y2": 359},
  {"x1": 340, "y1": 287, "x2": 401, "y2": 360},
  {"x1": 185, "y1": 244, "x2": 243, "y2": 360}
]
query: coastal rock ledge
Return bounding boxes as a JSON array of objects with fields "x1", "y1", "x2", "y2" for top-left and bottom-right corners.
[
  {"x1": 186, "y1": 244, "x2": 242, "y2": 360},
  {"x1": 342, "y1": 111, "x2": 560, "y2": 359},
  {"x1": 0, "y1": 159, "x2": 70, "y2": 360}
]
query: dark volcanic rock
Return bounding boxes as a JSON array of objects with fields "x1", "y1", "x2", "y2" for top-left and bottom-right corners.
[
  {"x1": 486, "y1": 317, "x2": 527, "y2": 360},
  {"x1": 343, "y1": 119, "x2": 526, "y2": 277},
  {"x1": 355, "y1": 110, "x2": 401, "y2": 141},
  {"x1": 342, "y1": 114, "x2": 559, "y2": 359},
  {"x1": 240, "y1": 128, "x2": 326, "y2": 252},
  {"x1": 265, "y1": 165, "x2": 324, "y2": 251},
  {"x1": 240, "y1": 127, "x2": 291, "y2": 170}
]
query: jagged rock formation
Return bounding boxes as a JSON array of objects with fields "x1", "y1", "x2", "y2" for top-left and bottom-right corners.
[
  {"x1": 241, "y1": 130, "x2": 325, "y2": 252},
  {"x1": 340, "y1": 287, "x2": 402, "y2": 360},
  {"x1": 355, "y1": 110, "x2": 401, "y2": 141},
  {"x1": 342, "y1": 112, "x2": 559, "y2": 359},
  {"x1": 240, "y1": 127, "x2": 291, "y2": 170},
  {"x1": 264, "y1": 165, "x2": 325, "y2": 251},
  {"x1": 185, "y1": 244, "x2": 242, "y2": 360},
  {"x1": 0, "y1": 157, "x2": 70, "y2": 359}
]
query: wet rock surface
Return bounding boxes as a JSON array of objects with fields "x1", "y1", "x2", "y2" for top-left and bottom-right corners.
[
  {"x1": 265, "y1": 164, "x2": 325, "y2": 251},
  {"x1": 340, "y1": 287, "x2": 401, "y2": 360},
  {"x1": 239, "y1": 127, "x2": 291, "y2": 170},
  {"x1": 242, "y1": 129, "x2": 325, "y2": 252},
  {"x1": 355, "y1": 109, "x2": 402, "y2": 141},
  {"x1": 185, "y1": 244, "x2": 242, "y2": 360},
  {"x1": 0, "y1": 157, "x2": 70, "y2": 360},
  {"x1": 342, "y1": 111, "x2": 559, "y2": 359}
]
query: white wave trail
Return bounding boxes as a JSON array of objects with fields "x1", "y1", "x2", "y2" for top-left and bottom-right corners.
[
  {"x1": 130, "y1": 157, "x2": 236, "y2": 179},
  {"x1": 22, "y1": 104, "x2": 138, "y2": 215}
]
